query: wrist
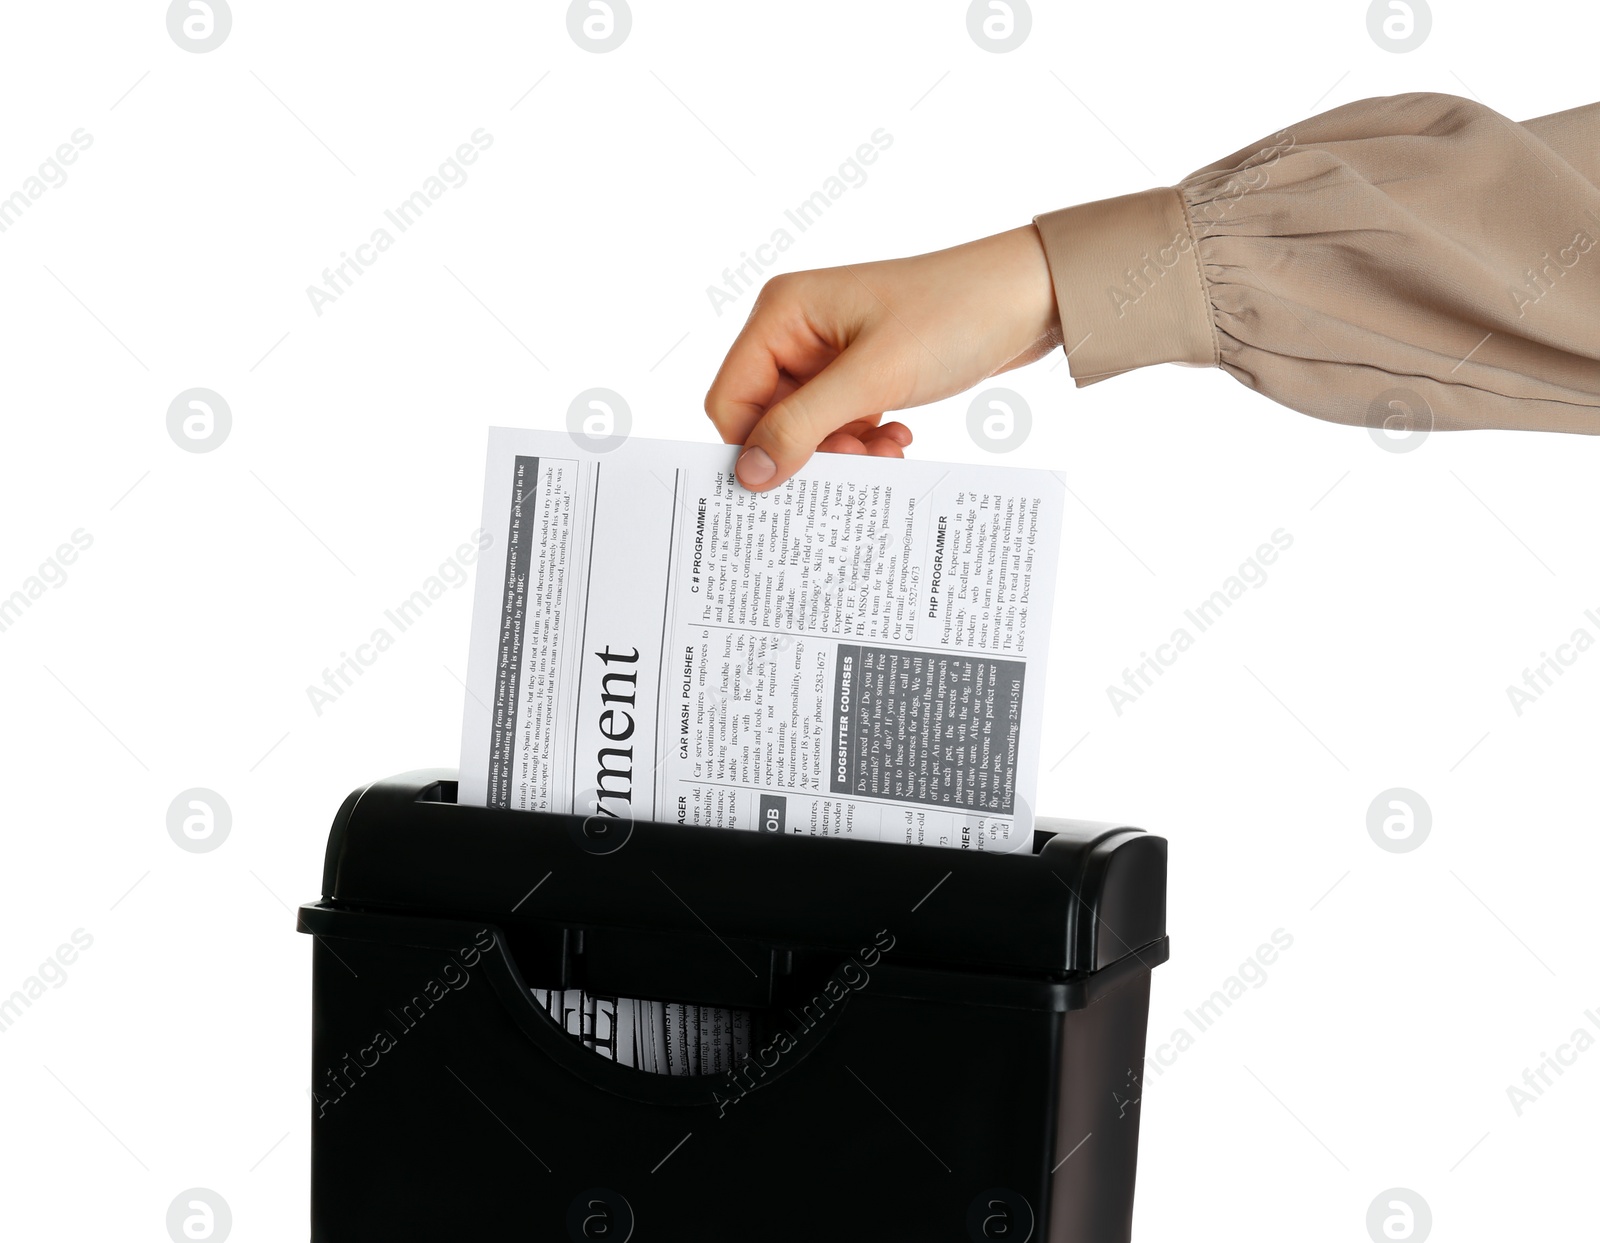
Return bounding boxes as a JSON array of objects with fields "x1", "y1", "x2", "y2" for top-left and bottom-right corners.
[
  {"x1": 986, "y1": 223, "x2": 1061, "y2": 349},
  {"x1": 1020, "y1": 222, "x2": 1063, "y2": 344}
]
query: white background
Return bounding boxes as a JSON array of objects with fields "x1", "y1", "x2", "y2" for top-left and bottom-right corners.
[{"x1": 0, "y1": 1, "x2": 1595, "y2": 1239}]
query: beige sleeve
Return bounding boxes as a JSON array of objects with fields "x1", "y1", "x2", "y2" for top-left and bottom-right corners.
[{"x1": 1032, "y1": 92, "x2": 1600, "y2": 434}]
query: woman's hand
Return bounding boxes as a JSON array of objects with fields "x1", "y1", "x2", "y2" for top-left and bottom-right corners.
[{"x1": 704, "y1": 224, "x2": 1063, "y2": 490}]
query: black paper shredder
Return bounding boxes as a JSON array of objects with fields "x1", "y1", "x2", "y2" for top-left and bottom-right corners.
[{"x1": 297, "y1": 770, "x2": 1170, "y2": 1242}]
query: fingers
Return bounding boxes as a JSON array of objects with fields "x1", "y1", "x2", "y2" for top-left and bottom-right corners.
[
  {"x1": 704, "y1": 279, "x2": 837, "y2": 448},
  {"x1": 705, "y1": 273, "x2": 913, "y2": 487},
  {"x1": 818, "y1": 431, "x2": 868, "y2": 455},
  {"x1": 704, "y1": 345, "x2": 791, "y2": 449},
  {"x1": 735, "y1": 346, "x2": 903, "y2": 490}
]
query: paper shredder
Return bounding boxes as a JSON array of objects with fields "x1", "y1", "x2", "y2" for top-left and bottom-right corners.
[{"x1": 297, "y1": 769, "x2": 1169, "y2": 1241}]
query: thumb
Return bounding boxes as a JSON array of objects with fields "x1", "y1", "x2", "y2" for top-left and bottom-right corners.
[{"x1": 735, "y1": 347, "x2": 900, "y2": 490}]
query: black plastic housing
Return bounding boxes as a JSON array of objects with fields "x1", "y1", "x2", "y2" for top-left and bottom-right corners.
[{"x1": 298, "y1": 769, "x2": 1169, "y2": 1242}]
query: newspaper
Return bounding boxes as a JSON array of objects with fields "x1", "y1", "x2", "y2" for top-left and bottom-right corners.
[{"x1": 458, "y1": 428, "x2": 1064, "y2": 1072}]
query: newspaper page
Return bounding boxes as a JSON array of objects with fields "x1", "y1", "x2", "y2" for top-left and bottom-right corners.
[{"x1": 458, "y1": 427, "x2": 1064, "y2": 1072}]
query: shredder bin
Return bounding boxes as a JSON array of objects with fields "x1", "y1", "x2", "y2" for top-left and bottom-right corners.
[{"x1": 298, "y1": 769, "x2": 1169, "y2": 1242}]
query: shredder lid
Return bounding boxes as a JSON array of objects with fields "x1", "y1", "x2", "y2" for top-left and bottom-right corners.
[{"x1": 319, "y1": 769, "x2": 1168, "y2": 980}]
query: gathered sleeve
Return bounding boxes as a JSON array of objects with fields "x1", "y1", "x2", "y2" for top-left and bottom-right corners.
[{"x1": 1032, "y1": 93, "x2": 1600, "y2": 434}]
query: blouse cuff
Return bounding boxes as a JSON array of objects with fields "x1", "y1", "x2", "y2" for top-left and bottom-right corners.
[{"x1": 1032, "y1": 186, "x2": 1216, "y2": 386}]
